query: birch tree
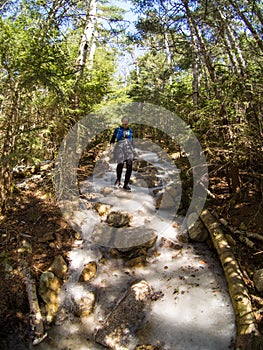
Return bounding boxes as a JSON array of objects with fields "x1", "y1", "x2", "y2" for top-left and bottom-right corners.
[{"x1": 76, "y1": 0, "x2": 98, "y2": 77}]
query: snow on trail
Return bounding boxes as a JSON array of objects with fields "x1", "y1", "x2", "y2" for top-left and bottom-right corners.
[{"x1": 35, "y1": 148, "x2": 236, "y2": 350}]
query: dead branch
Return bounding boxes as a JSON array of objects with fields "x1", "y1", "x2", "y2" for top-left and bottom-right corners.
[
  {"x1": 219, "y1": 218, "x2": 256, "y2": 249},
  {"x1": 245, "y1": 232, "x2": 263, "y2": 242}
]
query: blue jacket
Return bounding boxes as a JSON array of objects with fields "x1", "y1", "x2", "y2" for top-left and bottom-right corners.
[{"x1": 110, "y1": 126, "x2": 133, "y2": 144}]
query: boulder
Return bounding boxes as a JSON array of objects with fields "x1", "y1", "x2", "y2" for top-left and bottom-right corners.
[
  {"x1": 187, "y1": 215, "x2": 209, "y2": 242},
  {"x1": 92, "y1": 224, "x2": 157, "y2": 250},
  {"x1": 156, "y1": 184, "x2": 181, "y2": 210},
  {"x1": 95, "y1": 280, "x2": 152, "y2": 350},
  {"x1": 106, "y1": 211, "x2": 132, "y2": 227}
]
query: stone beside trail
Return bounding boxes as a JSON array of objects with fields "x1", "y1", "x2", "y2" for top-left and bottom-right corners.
[{"x1": 95, "y1": 280, "x2": 152, "y2": 350}]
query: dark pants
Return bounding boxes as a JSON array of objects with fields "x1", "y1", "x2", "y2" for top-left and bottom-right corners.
[{"x1": 117, "y1": 159, "x2": 132, "y2": 185}]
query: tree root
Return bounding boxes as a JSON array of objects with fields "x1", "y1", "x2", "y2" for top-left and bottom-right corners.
[{"x1": 200, "y1": 209, "x2": 263, "y2": 350}]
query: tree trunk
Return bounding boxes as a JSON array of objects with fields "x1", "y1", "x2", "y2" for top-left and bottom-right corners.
[
  {"x1": 0, "y1": 84, "x2": 20, "y2": 214},
  {"x1": 217, "y1": 8, "x2": 246, "y2": 75},
  {"x1": 200, "y1": 210, "x2": 263, "y2": 350},
  {"x1": 182, "y1": 0, "x2": 219, "y2": 99},
  {"x1": 227, "y1": 162, "x2": 241, "y2": 194},
  {"x1": 164, "y1": 32, "x2": 173, "y2": 85},
  {"x1": 182, "y1": 0, "x2": 201, "y2": 107},
  {"x1": 0, "y1": 164, "x2": 12, "y2": 214},
  {"x1": 75, "y1": 0, "x2": 97, "y2": 77}
]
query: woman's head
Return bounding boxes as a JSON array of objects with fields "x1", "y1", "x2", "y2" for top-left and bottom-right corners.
[{"x1": 121, "y1": 116, "x2": 129, "y2": 127}]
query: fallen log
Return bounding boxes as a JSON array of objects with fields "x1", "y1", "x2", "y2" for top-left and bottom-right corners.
[
  {"x1": 24, "y1": 269, "x2": 47, "y2": 345},
  {"x1": 200, "y1": 210, "x2": 263, "y2": 350}
]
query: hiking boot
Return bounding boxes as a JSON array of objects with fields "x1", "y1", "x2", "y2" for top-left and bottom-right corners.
[
  {"x1": 114, "y1": 179, "x2": 121, "y2": 188},
  {"x1": 123, "y1": 184, "x2": 132, "y2": 192}
]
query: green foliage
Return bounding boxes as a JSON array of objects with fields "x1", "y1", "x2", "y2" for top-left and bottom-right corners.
[
  {"x1": 1, "y1": 0, "x2": 263, "y2": 212},
  {"x1": 0, "y1": 0, "x2": 127, "y2": 212},
  {"x1": 126, "y1": 0, "x2": 263, "y2": 186}
]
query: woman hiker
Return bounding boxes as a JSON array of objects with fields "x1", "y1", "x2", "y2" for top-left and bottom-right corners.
[{"x1": 109, "y1": 116, "x2": 136, "y2": 192}]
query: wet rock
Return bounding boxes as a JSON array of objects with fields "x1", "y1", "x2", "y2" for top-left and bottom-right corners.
[
  {"x1": 253, "y1": 269, "x2": 263, "y2": 292},
  {"x1": 95, "y1": 280, "x2": 152, "y2": 350},
  {"x1": 159, "y1": 237, "x2": 183, "y2": 250},
  {"x1": 93, "y1": 202, "x2": 112, "y2": 216},
  {"x1": 79, "y1": 261, "x2": 97, "y2": 282},
  {"x1": 39, "y1": 271, "x2": 62, "y2": 323},
  {"x1": 48, "y1": 255, "x2": 68, "y2": 280},
  {"x1": 106, "y1": 211, "x2": 132, "y2": 227}
]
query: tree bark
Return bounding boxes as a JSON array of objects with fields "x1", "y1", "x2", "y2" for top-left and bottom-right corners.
[
  {"x1": 200, "y1": 210, "x2": 263, "y2": 350},
  {"x1": 76, "y1": 0, "x2": 97, "y2": 77}
]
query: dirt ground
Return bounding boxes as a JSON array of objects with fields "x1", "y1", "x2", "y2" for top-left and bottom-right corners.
[{"x1": 0, "y1": 167, "x2": 262, "y2": 349}]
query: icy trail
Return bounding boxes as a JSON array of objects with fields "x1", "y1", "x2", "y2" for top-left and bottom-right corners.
[{"x1": 35, "y1": 147, "x2": 236, "y2": 350}]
